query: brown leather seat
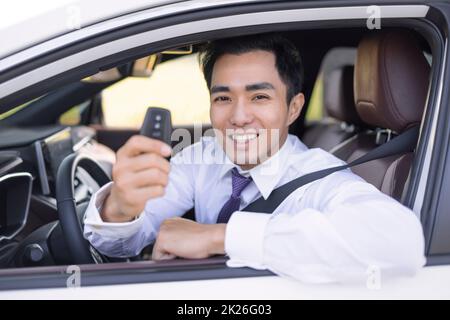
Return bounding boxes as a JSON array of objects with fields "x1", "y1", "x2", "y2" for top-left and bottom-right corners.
[
  {"x1": 332, "y1": 30, "x2": 430, "y2": 201},
  {"x1": 302, "y1": 65, "x2": 365, "y2": 151}
]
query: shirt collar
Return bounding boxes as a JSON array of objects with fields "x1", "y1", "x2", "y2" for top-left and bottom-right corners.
[{"x1": 216, "y1": 135, "x2": 298, "y2": 200}]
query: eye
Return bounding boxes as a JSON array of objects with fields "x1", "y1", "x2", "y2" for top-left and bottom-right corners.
[
  {"x1": 213, "y1": 96, "x2": 231, "y2": 103},
  {"x1": 253, "y1": 94, "x2": 270, "y2": 101}
]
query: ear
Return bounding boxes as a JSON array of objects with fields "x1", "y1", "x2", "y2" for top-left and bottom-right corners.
[{"x1": 287, "y1": 93, "x2": 305, "y2": 126}]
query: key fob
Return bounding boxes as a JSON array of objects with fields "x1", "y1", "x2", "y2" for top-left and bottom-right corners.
[{"x1": 140, "y1": 107, "x2": 173, "y2": 154}]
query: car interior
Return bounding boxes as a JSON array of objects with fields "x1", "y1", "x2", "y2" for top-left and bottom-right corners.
[{"x1": 0, "y1": 26, "x2": 432, "y2": 269}]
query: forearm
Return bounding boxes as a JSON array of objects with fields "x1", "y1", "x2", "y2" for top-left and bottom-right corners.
[
  {"x1": 84, "y1": 221, "x2": 156, "y2": 258},
  {"x1": 225, "y1": 197, "x2": 425, "y2": 283},
  {"x1": 266, "y1": 204, "x2": 424, "y2": 283}
]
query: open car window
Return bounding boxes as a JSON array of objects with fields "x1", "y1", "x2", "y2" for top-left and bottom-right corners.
[
  {"x1": 101, "y1": 54, "x2": 210, "y2": 128},
  {"x1": 0, "y1": 2, "x2": 449, "y2": 298}
]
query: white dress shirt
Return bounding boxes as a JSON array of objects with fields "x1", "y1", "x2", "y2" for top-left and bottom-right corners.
[{"x1": 84, "y1": 134, "x2": 425, "y2": 283}]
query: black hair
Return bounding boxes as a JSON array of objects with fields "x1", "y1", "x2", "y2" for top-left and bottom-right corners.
[{"x1": 200, "y1": 33, "x2": 304, "y2": 104}]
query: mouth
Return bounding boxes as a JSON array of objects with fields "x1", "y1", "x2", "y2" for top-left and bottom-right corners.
[
  {"x1": 223, "y1": 130, "x2": 267, "y2": 165},
  {"x1": 228, "y1": 132, "x2": 259, "y2": 143},
  {"x1": 225, "y1": 131, "x2": 260, "y2": 154}
]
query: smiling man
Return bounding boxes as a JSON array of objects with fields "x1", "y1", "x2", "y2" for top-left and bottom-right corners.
[{"x1": 83, "y1": 34, "x2": 425, "y2": 283}]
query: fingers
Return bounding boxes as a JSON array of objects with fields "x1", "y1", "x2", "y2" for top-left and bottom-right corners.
[
  {"x1": 134, "y1": 185, "x2": 166, "y2": 202},
  {"x1": 152, "y1": 250, "x2": 176, "y2": 261},
  {"x1": 112, "y1": 136, "x2": 171, "y2": 184},
  {"x1": 107, "y1": 134, "x2": 172, "y2": 220},
  {"x1": 135, "y1": 169, "x2": 169, "y2": 188},
  {"x1": 120, "y1": 152, "x2": 171, "y2": 174},
  {"x1": 118, "y1": 168, "x2": 169, "y2": 189},
  {"x1": 158, "y1": 253, "x2": 177, "y2": 260},
  {"x1": 117, "y1": 135, "x2": 172, "y2": 159},
  {"x1": 115, "y1": 186, "x2": 166, "y2": 215},
  {"x1": 152, "y1": 237, "x2": 176, "y2": 261}
]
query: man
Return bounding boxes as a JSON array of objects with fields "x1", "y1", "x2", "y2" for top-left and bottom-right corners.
[{"x1": 84, "y1": 34, "x2": 425, "y2": 283}]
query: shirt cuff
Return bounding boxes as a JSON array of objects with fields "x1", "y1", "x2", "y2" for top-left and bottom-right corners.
[
  {"x1": 224, "y1": 211, "x2": 271, "y2": 270},
  {"x1": 83, "y1": 182, "x2": 145, "y2": 239}
]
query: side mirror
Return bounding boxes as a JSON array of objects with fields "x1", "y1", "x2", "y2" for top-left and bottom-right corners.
[
  {"x1": 82, "y1": 53, "x2": 161, "y2": 83},
  {"x1": 162, "y1": 44, "x2": 193, "y2": 55},
  {"x1": 130, "y1": 54, "x2": 160, "y2": 77}
]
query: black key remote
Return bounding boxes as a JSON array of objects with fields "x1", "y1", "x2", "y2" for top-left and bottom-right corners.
[{"x1": 140, "y1": 107, "x2": 173, "y2": 149}]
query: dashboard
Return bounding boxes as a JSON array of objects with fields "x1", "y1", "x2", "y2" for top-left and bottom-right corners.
[{"x1": 0, "y1": 125, "x2": 113, "y2": 267}]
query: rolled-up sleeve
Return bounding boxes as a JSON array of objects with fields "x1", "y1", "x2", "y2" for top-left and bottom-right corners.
[
  {"x1": 225, "y1": 172, "x2": 426, "y2": 284},
  {"x1": 225, "y1": 212, "x2": 271, "y2": 270},
  {"x1": 83, "y1": 151, "x2": 196, "y2": 258},
  {"x1": 83, "y1": 182, "x2": 150, "y2": 257}
]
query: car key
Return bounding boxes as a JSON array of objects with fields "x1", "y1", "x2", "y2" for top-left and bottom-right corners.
[{"x1": 140, "y1": 107, "x2": 173, "y2": 158}]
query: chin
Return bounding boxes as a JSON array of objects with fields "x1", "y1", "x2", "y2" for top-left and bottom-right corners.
[{"x1": 228, "y1": 151, "x2": 262, "y2": 167}]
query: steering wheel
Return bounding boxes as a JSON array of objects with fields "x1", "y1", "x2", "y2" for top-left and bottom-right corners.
[{"x1": 56, "y1": 154, "x2": 111, "y2": 264}]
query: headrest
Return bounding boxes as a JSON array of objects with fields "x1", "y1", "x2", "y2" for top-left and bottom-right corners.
[
  {"x1": 354, "y1": 31, "x2": 430, "y2": 133},
  {"x1": 324, "y1": 65, "x2": 363, "y2": 125}
]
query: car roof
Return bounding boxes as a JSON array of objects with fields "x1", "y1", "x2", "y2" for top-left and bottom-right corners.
[{"x1": 0, "y1": 0, "x2": 182, "y2": 59}]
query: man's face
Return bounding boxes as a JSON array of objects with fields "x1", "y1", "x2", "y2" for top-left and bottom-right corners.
[{"x1": 209, "y1": 50, "x2": 304, "y2": 170}]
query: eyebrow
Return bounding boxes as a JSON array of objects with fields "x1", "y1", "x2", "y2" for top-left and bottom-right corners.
[
  {"x1": 210, "y1": 86, "x2": 230, "y2": 94},
  {"x1": 245, "y1": 82, "x2": 275, "y2": 91},
  {"x1": 211, "y1": 82, "x2": 275, "y2": 94}
]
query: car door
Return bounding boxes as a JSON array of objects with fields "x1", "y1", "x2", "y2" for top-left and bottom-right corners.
[
  {"x1": 1, "y1": 0, "x2": 450, "y2": 298},
  {"x1": 415, "y1": 2, "x2": 450, "y2": 268}
]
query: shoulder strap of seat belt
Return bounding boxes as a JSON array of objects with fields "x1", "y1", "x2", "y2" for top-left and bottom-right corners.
[{"x1": 242, "y1": 125, "x2": 420, "y2": 214}]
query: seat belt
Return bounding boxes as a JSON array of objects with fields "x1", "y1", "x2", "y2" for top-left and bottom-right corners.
[{"x1": 242, "y1": 125, "x2": 420, "y2": 214}]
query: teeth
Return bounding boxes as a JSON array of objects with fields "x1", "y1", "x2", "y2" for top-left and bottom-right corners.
[{"x1": 229, "y1": 134, "x2": 258, "y2": 142}]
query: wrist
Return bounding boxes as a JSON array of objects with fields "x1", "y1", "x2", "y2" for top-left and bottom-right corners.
[
  {"x1": 100, "y1": 193, "x2": 132, "y2": 223},
  {"x1": 207, "y1": 224, "x2": 226, "y2": 255}
]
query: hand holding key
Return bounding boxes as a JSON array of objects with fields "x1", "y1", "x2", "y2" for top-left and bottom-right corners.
[{"x1": 100, "y1": 108, "x2": 173, "y2": 222}]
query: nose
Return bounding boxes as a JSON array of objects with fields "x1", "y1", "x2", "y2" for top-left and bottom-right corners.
[{"x1": 229, "y1": 98, "x2": 254, "y2": 127}]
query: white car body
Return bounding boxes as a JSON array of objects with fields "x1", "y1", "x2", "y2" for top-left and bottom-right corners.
[{"x1": 1, "y1": 265, "x2": 450, "y2": 300}]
